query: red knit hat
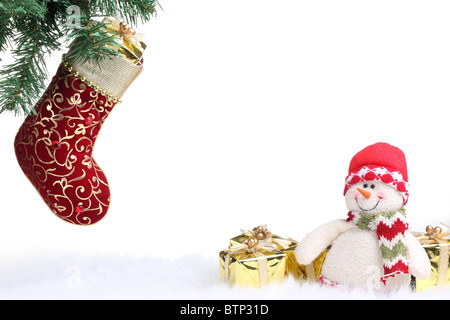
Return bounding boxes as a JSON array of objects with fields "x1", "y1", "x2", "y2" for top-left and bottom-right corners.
[{"x1": 343, "y1": 142, "x2": 409, "y2": 204}]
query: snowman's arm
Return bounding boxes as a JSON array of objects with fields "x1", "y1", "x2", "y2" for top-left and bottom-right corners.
[
  {"x1": 295, "y1": 219, "x2": 353, "y2": 265},
  {"x1": 405, "y1": 231, "x2": 431, "y2": 279}
]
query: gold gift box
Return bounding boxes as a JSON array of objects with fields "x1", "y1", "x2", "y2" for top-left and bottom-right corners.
[
  {"x1": 229, "y1": 225, "x2": 328, "y2": 282},
  {"x1": 291, "y1": 246, "x2": 330, "y2": 282},
  {"x1": 413, "y1": 224, "x2": 449, "y2": 291},
  {"x1": 103, "y1": 17, "x2": 146, "y2": 65},
  {"x1": 415, "y1": 243, "x2": 449, "y2": 291},
  {"x1": 219, "y1": 248, "x2": 286, "y2": 287}
]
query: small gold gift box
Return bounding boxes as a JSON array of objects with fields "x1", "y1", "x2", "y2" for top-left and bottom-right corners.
[
  {"x1": 294, "y1": 246, "x2": 330, "y2": 282},
  {"x1": 412, "y1": 223, "x2": 449, "y2": 291},
  {"x1": 219, "y1": 244, "x2": 286, "y2": 287},
  {"x1": 228, "y1": 225, "x2": 327, "y2": 282},
  {"x1": 102, "y1": 17, "x2": 146, "y2": 65}
]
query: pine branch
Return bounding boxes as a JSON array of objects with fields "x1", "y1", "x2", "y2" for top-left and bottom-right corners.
[
  {"x1": 86, "y1": 0, "x2": 159, "y2": 23},
  {"x1": 0, "y1": 25, "x2": 46, "y2": 115},
  {"x1": 0, "y1": 1, "x2": 67, "y2": 115},
  {"x1": 0, "y1": 0, "x2": 160, "y2": 116},
  {"x1": 66, "y1": 20, "x2": 120, "y2": 66}
]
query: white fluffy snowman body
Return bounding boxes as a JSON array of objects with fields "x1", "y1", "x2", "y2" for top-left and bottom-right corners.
[{"x1": 295, "y1": 181, "x2": 431, "y2": 290}]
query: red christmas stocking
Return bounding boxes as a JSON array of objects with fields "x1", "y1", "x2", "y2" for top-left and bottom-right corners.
[{"x1": 14, "y1": 44, "x2": 143, "y2": 225}]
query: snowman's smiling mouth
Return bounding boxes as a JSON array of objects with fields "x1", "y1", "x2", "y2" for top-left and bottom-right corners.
[{"x1": 356, "y1": 198, "x2": 380, "y2": 212}]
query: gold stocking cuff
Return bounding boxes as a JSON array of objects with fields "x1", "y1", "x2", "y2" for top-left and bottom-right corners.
[{"x1": 63, "y1": 52, "x2": 143, "y2": 103}]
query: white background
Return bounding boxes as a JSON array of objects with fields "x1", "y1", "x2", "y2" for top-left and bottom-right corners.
[{"x1": 0, "y1": 0, "x2": 449, "y2": 271}]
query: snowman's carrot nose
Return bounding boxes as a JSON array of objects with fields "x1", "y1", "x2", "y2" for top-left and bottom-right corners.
[{"x1": 357, "y1": 188, "x2": 371, "y2": 199}]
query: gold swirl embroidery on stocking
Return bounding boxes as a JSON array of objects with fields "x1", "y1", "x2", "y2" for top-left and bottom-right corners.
[{"x1": 15, "y1": 58, "x2": 116, "y2": 225}]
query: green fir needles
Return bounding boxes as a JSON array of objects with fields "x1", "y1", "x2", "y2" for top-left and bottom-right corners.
[{"x1": 0, "y1": 0, "x2": 159, "y2": 115}]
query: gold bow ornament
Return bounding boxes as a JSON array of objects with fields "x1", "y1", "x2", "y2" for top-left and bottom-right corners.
[
  {"x1": 230, "y1": 225, "x2": 294, "y2": 250},
  {"x1": 102, "y1": 17, "x2": 147, "y2": 65},
  {"x1": 227, "y1": 224, "x2": 329, "y2": 283},
  {"x1": 412, "y1": 223, "x2": 450, "y2": 290},
  {"x1": 219, "y1": 230, "x2": 286, "y2": 287}
]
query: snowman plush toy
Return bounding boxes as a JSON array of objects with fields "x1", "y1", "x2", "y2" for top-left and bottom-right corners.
[{"x1": 295, "y1": 142, "x2": 431, "y2": 290}]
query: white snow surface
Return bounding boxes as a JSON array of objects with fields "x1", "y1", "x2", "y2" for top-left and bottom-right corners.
[{"x1": 0, "y1": 254, "x2": 448, "y2": 300}]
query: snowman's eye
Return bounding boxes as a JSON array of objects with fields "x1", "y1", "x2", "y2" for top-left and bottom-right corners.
[
  {"x1": 363, "y1": 184, "x2": 368, "y2": 188},
  {"x1": 371, "y1": 184, "x2": 375, "y2": 189}
]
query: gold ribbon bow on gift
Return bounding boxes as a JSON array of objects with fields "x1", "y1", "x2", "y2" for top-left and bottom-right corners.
[
  {"x1": 240, "y1": 225, "x2": 293, "y2": 250},
  {"x1": 102, "y1": 17, "x2": 146, "y2": 65},
  {"x1": 413, "y1": 223, "x2": 449, "y2": 288},
  {"x1": 413, "y1": 223, "x2": 450, "y2": 244},
  {"x1": 223, "y1": 237, "x2": 277, "y2": 287}
]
